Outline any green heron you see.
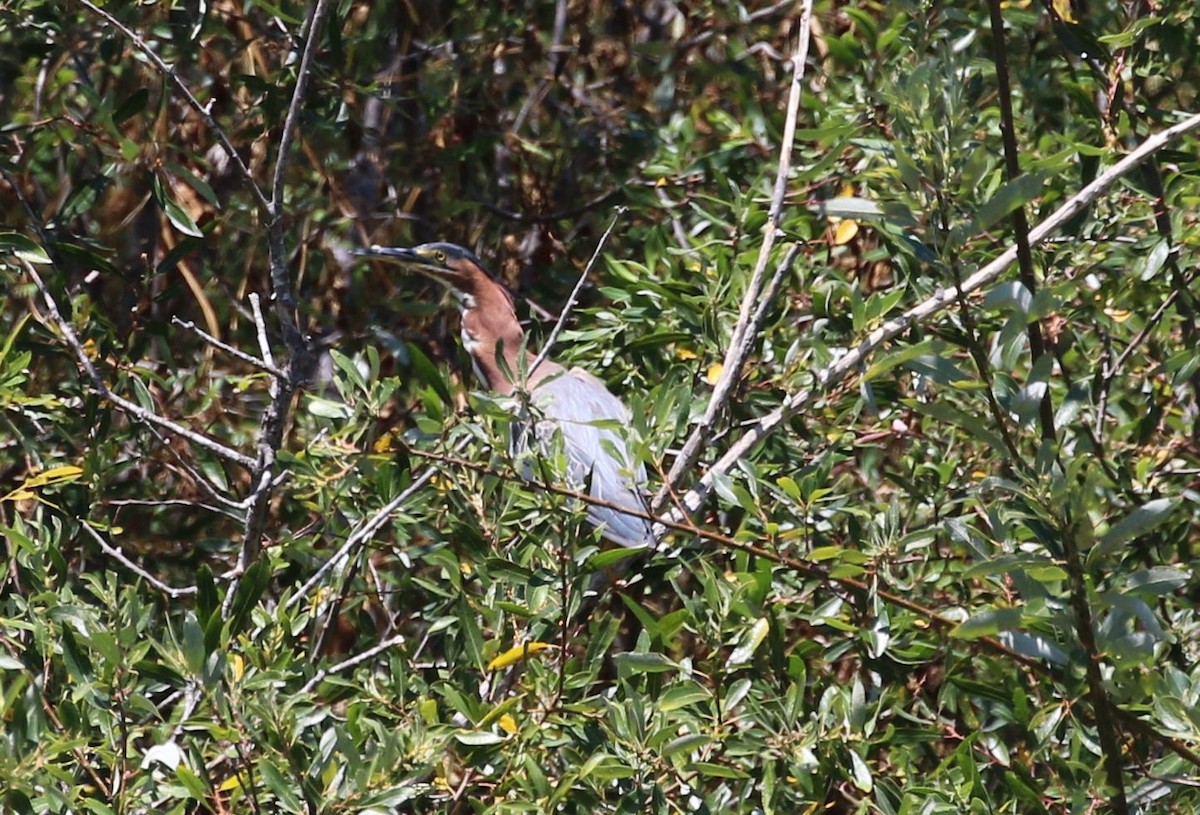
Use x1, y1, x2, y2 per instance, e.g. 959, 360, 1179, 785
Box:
356, 242, 653, 549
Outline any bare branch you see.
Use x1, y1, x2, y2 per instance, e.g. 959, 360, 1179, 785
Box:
23, 260, 257, 470
285, 461, 446, 611
529, 208, 625, 377
666, 4, 815, 489
171, 316, 283, 378
270, 0, 335, 222
669, 110, 1200, 519
237, 0, 333, 577
300, 635, 407, 695
249, 293, 276, 371
79, 521, 198, 599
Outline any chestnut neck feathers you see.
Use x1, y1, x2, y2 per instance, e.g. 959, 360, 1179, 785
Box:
455, 274, 562, 395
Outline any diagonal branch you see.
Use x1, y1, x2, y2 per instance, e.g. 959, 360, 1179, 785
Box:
529, 208, 625, 377
75, 0, 270, 214
23, 260, 256, 470
668, 110, 1200, 520
666, 2, 815, 489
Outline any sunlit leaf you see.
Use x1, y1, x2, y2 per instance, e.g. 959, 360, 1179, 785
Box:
486, 641, 554, 671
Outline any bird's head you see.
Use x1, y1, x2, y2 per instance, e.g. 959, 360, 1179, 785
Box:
355, 241, 494, 308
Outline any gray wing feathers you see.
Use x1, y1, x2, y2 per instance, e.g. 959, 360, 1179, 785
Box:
516, 368, 653, 548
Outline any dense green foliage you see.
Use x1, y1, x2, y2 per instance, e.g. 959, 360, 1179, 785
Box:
2, 0, 1200, 812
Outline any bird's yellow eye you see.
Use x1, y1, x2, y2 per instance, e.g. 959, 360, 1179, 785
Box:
433, 250, 446, 263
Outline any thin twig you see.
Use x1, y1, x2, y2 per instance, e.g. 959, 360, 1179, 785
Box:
270, 0, 334, 222
285, 437, 473, 611
529, 207, 625, 377
78, 521, 198, 598
248, 293, 276, 371
666, 5, 814, 489
669, 110, 1200, 519
74, 0, 270, 213
22, 260, 257, 469
748, 243, 802, 335
172, 316, 283, 377
477, 187, 624, 224
300, 635, 407, 694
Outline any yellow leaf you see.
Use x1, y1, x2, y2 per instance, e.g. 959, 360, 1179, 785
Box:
486, 641, 554, 671
655, 176, 668, 187
1104, 307, 1131, 323
498, 714, 519, 735
839, 182, 856, 197
676, 347, 699, 361
24, 465, 84, 488
1051, 0, 1075, 22
2, 488, 35, 502
218, 774, 243, 792
373, 432, 397, 454
82, 338, 98, 360
704, 363, 724, 386
230, 654, 244, 682
833, 219, 860, 246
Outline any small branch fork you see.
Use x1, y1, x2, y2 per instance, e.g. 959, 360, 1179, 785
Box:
665, 2, 815, 494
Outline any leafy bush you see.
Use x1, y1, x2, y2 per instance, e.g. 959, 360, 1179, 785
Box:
2, 0, 1199, 812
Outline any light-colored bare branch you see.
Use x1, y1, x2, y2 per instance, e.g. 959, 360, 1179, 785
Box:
285, 464, 442, 611
23, 260, 257, 469
300, 635, 407, 694
529, 208, 625, 377
668, 110, 1200, 520
79, 521, 198, 599
172, 316, 282, 377
248, 293, 276, 371
666, 4, 815, 488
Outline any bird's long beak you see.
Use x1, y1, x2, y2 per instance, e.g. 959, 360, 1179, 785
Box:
353, 245, 426, 264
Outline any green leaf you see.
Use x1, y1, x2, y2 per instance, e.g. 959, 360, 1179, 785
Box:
330, 349, 369, 395
0, 233, 52, 264
849, 750, 873, 792
407, 342, 453, 406
306, 395, 353, 419
112, 87, 149, 125
227, 559, 270, 635
1138, 239, 1171, 282
152, 175, 205, 238
454, 731, 506, 746
974, 174, 1043, 234
659, 682, 710, 712
687, 761, 750, 780
174, 763, 209, 801
612, 651, 678, 675
259, 758, 304, 813
951, 606, 1024, 639
1124, 566, 1190, 596
1093, 498, 1174, 559
726, 617, 769, 668
814, 196, 883, 219
662, 733, 711, 757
